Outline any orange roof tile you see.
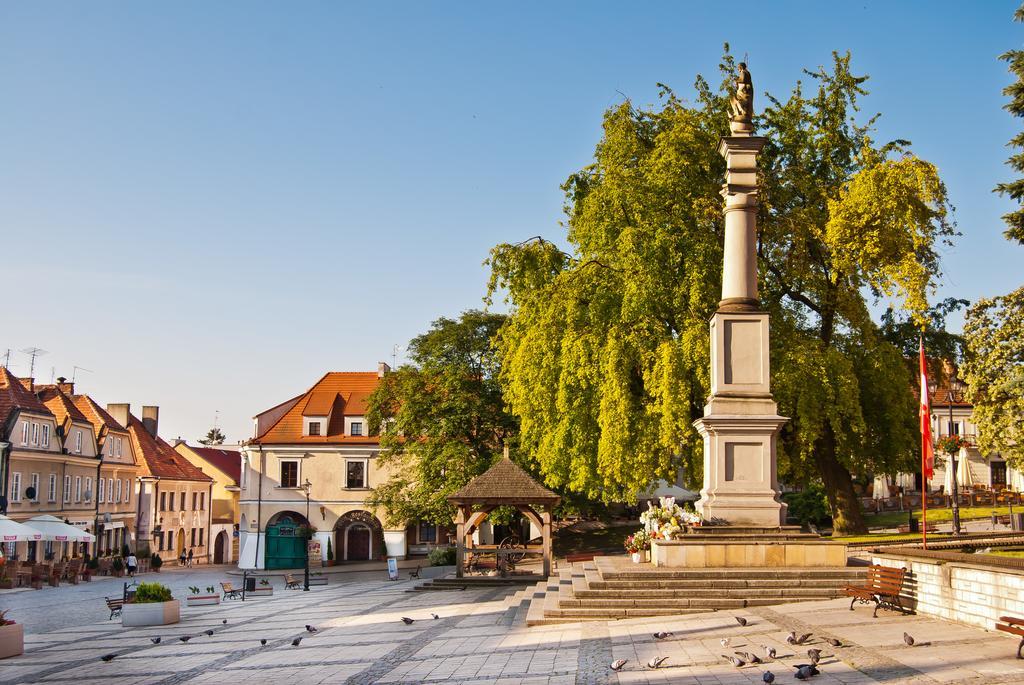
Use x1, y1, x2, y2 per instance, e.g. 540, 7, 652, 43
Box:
254, 371, 380, 445
302, 391, 337, 416
127, 414, 213, 482
0, 366, 52, 428
70, 394, 128, 440
35, 385, 91, 429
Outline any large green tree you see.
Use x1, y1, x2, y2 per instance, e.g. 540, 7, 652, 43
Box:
488, 51, 954, 534
961, 286, 1024, 465
997, 3, 1024, 245
365, 310, 516, 527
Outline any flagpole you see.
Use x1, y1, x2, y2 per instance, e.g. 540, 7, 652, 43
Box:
921, 476, 928, 549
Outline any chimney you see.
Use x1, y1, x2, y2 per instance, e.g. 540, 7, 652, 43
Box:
55, 376, 75, 395
142, 406, 159, 438
377, 361, 391, 378
106, 403, 131, 430
18, 377, 34, 392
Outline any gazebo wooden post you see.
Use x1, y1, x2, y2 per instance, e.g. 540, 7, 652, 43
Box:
541, 508, 552, 577
455, 505, 466, 579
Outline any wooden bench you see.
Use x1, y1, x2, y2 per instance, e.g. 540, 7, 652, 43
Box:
408, 565, 421, 580
105, 597, 124, 620
284, 574, 300, 589
843, 564, 912, 618
997, 616, 1024, 658
220, 582, 242, 600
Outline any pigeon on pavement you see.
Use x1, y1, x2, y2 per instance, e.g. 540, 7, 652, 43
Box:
222, 619, 228, 625
762, 645, 776, 659
432, 613, 439, 620
786, 632, 798, 645
736, 651, 762, 664
100, 654, 116, 662
723, 654, 745, 667
735, 616, 748, 626
763, 671, 775, 684
305, 625, 318, 633
205, 630, 214, 636
653, 631, 673, 640
179, 636, 191, 643
150, 637, 161, 644
807, 648, 822, 664
401, 617, 414, 625
610, 659, 628, 671
260, 639, 268, 646
292, 637, 303, 646
793, 664, 820, 679
647, 656, 668, 669
824, 637, 841, 647
720, 637, 731, 648
903, 632, 915, 647
796, 633, 813, 645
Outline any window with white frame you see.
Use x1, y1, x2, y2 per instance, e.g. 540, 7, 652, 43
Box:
63, 475, 71, 503
99, 478, 105, 503
74, 429, 82, 453
124, 479, 131, 504
84, 477, 92, 502
10, 472, 22, 502
41, 424, 49, 448
345, 460, 366, 489
74, 476, 82, 502
115, 479, 122, 503
47, 474, 57, 502
108, 478, 114, 502
350, 421, 364, 437
280, 460, 299, 488
29, 473, 39, 502
30, 423, 39, 445
308, 421, 321, 436
21, 421, 28, 445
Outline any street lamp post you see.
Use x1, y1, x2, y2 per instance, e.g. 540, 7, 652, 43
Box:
947, 373, 966, 536
302, 478, 312, 592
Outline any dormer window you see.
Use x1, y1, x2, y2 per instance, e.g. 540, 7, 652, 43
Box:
308, 422, 321, 436
350, 422, 363, 437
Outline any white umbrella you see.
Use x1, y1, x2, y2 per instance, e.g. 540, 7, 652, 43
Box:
957, 447, 974, 488
943, 455, 956, 496
872, 475, 890, 500
0, 514, 43, 543
24, 515, 95, 542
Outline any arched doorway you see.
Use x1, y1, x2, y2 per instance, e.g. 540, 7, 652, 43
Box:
176, 528, 186, 559
265, 511, 308, 570
334, 510, 384, 561
213, 531, 227, 564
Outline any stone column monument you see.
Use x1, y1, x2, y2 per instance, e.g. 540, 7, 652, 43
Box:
694, 62, 788, 527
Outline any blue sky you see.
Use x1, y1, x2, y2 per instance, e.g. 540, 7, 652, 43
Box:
2, 2, 1022, 443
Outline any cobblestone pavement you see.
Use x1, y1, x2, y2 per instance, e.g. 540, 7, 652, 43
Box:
3, 579, 1024, 684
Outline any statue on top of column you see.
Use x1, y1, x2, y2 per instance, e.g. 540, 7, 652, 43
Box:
729, 62, 754, 132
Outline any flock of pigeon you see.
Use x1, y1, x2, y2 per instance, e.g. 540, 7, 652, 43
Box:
608, 616, 925, 681
100, 612, 443, 662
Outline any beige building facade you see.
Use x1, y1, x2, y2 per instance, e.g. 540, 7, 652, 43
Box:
174, 442, 240, 564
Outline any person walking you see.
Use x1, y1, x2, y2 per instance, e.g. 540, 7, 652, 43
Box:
187, 548, 194, 567
179, 549, 187, 567
126, 552, 138, 577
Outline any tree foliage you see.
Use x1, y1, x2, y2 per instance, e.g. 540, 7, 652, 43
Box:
365, 310, 516, 527
199, 427, 225, 445
488, 49, 954, 534
996, 3, 1024, 245
961, 285, 1024, 465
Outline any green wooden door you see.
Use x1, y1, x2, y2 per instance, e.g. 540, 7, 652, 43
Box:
265, 516, 305, 570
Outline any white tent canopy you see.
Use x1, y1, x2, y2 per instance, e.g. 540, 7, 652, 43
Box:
23, 515, 95, 542
873, 475, 891, 500
957, 447, 974, 488
0, 514, 43, 543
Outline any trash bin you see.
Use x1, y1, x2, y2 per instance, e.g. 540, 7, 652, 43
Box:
908, 518, 919, 533
244, 576, 256, 592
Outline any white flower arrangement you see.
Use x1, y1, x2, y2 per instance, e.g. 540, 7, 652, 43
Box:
639, 496, 698, 540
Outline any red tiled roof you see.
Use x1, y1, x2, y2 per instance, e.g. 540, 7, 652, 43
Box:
254, 372, 380, 445
929, 387, 972, 408
35, 385, 91, 428
302, 391, 337, 416
70, 394, 128, 440
0, 366, 53, 430
183, 445, 241, 484
126, 414, 213, 482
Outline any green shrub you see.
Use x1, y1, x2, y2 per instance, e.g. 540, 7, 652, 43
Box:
134, 582, 173, 604
327, 537, 334, 562
87, 557, 99, 570
782, 484, 832, 527
427, 547, 456, 566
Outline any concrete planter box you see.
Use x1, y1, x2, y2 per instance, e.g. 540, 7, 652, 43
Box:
308, 576, 328, 586
122, 600, 180, 627
249, 587, 273, 597
0, 623, 24, 660
185, 595, 221, 607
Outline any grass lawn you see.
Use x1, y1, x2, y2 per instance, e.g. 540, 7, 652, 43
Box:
863, 505, 1016, 529
987, 549, 1024, 558
830, 532, 956, 544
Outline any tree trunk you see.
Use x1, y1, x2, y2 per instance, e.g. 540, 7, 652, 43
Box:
814, 424, 867, 535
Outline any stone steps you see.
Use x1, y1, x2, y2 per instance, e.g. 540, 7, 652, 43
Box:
524, 559, 867, 626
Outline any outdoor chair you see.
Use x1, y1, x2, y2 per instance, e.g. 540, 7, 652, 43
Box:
220, 582, 242, 600
105, 597, 124, 620
30, 564, 45, 590
284, 574, 301, 589
48, 563, 64, 587
408, 565, 421, 580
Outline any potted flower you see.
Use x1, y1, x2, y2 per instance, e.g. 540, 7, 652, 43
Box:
185, 585, 221, 607
937, 434, 969, 456
325, 538, 334, 567
624, 530, 651, 563
0, 610, 23, 659
249, 578, 273, 597
121, 582, 180, 627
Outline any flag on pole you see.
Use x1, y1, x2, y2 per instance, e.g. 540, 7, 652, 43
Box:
919, 338, 934, 479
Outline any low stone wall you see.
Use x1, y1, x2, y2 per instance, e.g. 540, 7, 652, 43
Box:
872, 550, 1024, 631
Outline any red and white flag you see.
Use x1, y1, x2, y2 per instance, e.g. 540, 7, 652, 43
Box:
919, 338, 934, 480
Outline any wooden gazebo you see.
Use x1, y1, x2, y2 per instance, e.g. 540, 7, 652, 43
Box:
448, 452, 561, 578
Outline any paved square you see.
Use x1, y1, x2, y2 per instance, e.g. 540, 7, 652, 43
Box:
4, 574, 1024, 684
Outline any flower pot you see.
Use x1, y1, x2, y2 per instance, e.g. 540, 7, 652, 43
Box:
631, 552, 642, 564
185, 595, 221, 607
122, 600, 180, 627
249, 587, 273, 597
0, 623, 24, 660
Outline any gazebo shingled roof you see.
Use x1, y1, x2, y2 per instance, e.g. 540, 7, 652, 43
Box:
448, 457, 561, 506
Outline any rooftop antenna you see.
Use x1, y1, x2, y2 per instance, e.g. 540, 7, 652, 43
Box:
20, 347, 47, 379
50, 366, 55, 383
72, 366, 93, 383
392, 344, 402, 369
214, 410, 220, 430
1, 349, 9, 369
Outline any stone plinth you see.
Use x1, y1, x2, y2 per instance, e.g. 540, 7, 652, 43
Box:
651, 527, 847, 568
